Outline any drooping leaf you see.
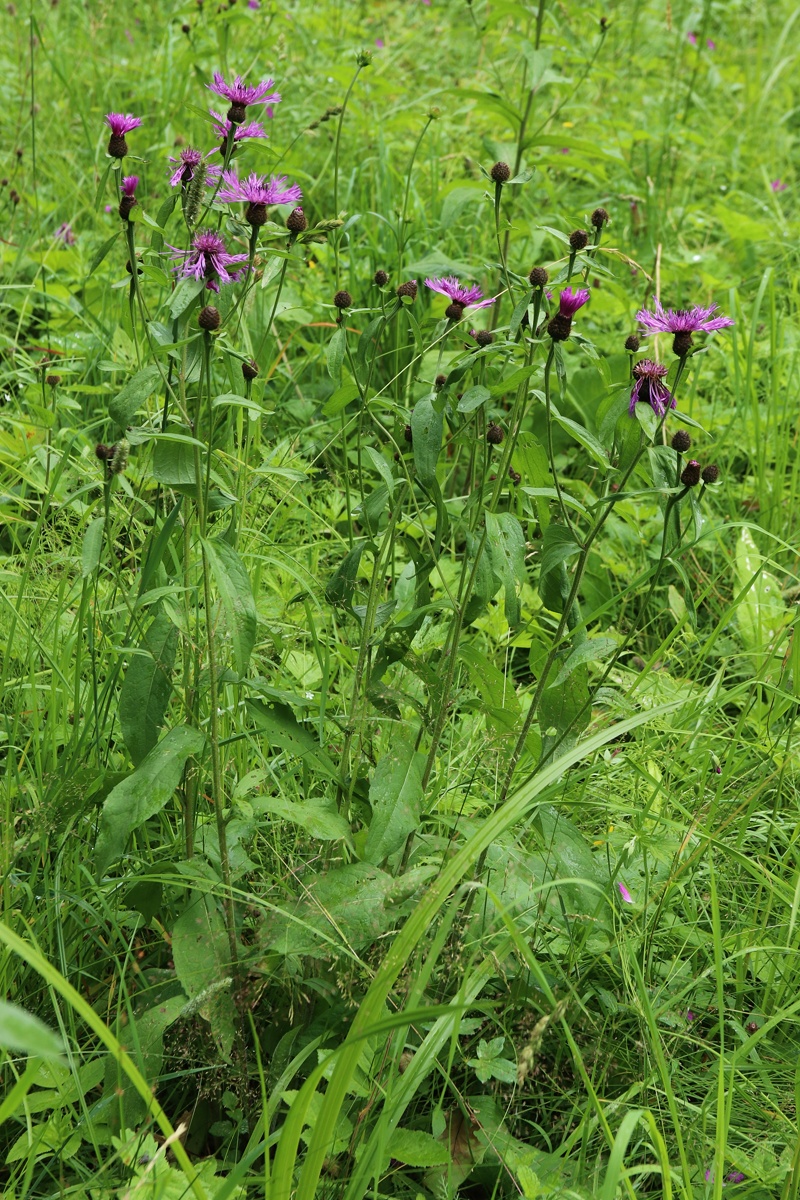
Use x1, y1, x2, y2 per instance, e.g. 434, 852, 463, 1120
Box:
325, 538, 370, 608
513, 432, 553, 530
387, 1129, 450, 1167
735, 527, 787, 672
246, 698, 337, 779
95, 725, 205, 877
326, 326, 346, 381
119, 608, 179, 766
152, 436, 200, 486
86, 231, 121, 279
457, 385, 491, 414
551, 636, 617, 686
173, 893, 236, 1059
81, 517, 105, 577
459, 642, 521, 734
485, 511, 527, 627
411, 397, 443, 488
260, 864, 398, 958
0, 1001, 65, 1061
363, 738, 424, 865
168, 275, 205, 318
201, 537, 258, 676
109, 365, 162, 427
252, 796, 349, 841
538, 523, 581, 614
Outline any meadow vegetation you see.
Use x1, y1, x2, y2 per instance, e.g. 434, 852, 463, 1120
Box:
1, 1, 800, 1197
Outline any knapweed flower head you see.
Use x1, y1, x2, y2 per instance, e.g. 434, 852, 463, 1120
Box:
105, 112, 141, 158
637, 298, 734, 356
424, 276, 495, 315
687, 30, 698, 45
168, 147, 220, 188
617, 882, 633, 903
118, 176, 139, 219
629, 359, 675, 417
210, 110, 268, 148
219, 170, 301, 207
170, 229, 249, 292
54, 222, 75, 245
547, 286, 590, 341
207, 72, 281, 123
771, 179, 787, 193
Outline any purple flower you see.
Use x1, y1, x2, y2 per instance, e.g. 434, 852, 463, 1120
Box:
557, 286, 590, 317
771, 179, 787, 193
207, 72, 281, 123
170, 229, 249, 292
121, 175, 139, 198
558, 147, 570, 154
726, 1172, 745, 1184
105, 112, 141, 137
686, 1009, 696, 1021
248, 0, 260, 7
210, 110, 268, 148
687, 31, 698, 45
104, 204, 113, 213
105, 112, 141, 158
707, 38, 716, 50
637, 299, 734, 356
617, 882, 633, 903
54, 222, 75, 245
424, 276, 495, 313
629, 359, 675, 417
218, 170, 302, 206
168, 147, 220, 188
375, 37, 385, 47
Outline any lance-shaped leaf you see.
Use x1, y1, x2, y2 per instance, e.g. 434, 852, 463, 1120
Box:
364, 738, 424, 865
201, 537, 258, 676
411, 397, 443, 489
485, 511, 527, 627
109, 365, 161, 426
119, 607, 179, 766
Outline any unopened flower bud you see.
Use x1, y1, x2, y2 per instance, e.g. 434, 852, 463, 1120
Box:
286, 206, 307, 233
701, 463, 719, 484
445, 302, 464, 321
569, 229, 589, 252
95, 443, 114, 462
680, 459, 701, 487
547, 313, 572, 341
182, 22, 191, 32
529, 266, 548, 288
473, 330, 494, 347
427, 106, 441, 120
509, 467, 521, 485
490, 160, 511, 184
373, 269, 389, 286
396, 279, 418, 300
356, 49, 373, 67
333, 289, 352, 309
403, 424, 413, 444
245, 201, 268, 226
591, 206, 610, 228
435, 374, 447, 388
198, 304, 221, 331
242, 359, 259, 381
671, 429, 691, 452
486, 422, 504, 445
46, 374, 61, 387
624, 334, 640, 352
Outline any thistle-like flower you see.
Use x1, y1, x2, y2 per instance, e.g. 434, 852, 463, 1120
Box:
105, 112, 141, 158
218, 170, 302, 226
424, 276, 495, 319
547, 286, 590, 341
628, 359, 675, 417
207, 72, 281, 124
170, 229, 249, 292
636, 298, 734, 356
119, 175, 139, 220
168, 147, 220, 188
54, 222, 75, 245
210, 110, 268, 150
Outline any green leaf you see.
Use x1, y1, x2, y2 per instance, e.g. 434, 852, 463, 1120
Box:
322, 381, 360, 416
551, 636, 617, 686
459, 642, 521, 734
485, 511, 527, 627
363, 738, 424, 865
326, 326, 346, 381
513, 432, 553, 530
109, 365, 162, 427
462, 530, 499, 626
411, 397, 443, 488
251, 797, 350, 841
168, 275, 206, 319
81, 517, 105, 577
538, 523, 581, 614
173, 894, 236, 1060
0, 1001, 65, 1061
363, 446, 395, 496
86, 232, 121, 280
246, 699, 338, 779
457, 385, 491, 414
550, 413, 609, 467
387, 1129, 450, 1167
95, 725, 205, 877
201, 537, 258, 676
94, 159, 114, 210
119, 608, 179, 766
325, 538, 370, 608
735, 527, 787, 669
508, 293, 532, 339
260, 864, 397, 957
152, 436, 199, 486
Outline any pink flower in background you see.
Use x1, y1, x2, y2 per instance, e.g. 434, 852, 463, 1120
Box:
375, 37, 384, 47
55, 222, 75, 245
687, 31, 698, 45
707, 38, 716, 50
686, 1009, 696, 1021
248, 0, 260, 7
617, 882, 633, 903
558, 147, 569, 154
771, 179, 787, 192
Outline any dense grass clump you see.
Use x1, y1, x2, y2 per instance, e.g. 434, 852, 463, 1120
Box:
1, 2, 800, 1198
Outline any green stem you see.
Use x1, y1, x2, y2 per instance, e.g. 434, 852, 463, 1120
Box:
398, 116, 434, 273
333, 63, 365, 286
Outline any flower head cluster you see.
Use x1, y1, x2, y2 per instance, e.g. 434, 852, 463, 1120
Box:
168, 147, 220, 188
424, 276, 495, 320
105, 112, 141, 158
170, 230, 249, 292
547, 286, 590, 341
629, 359, 675, 417
637, 299, 734, 356
208, 72, 281, 124
218, 170, 302, 227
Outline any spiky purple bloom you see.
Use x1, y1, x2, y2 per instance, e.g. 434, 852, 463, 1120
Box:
104, 112, 142, 137
55, 222, 75, 245
218, 170, 302, 206
248, 0, 260, 7
210, 110, 268, 148
170, 229, 249, 292
207, 72, 281, 124
121, 176, 139, 198
617, 882, 633, 903
629, 359, 675, 417
725, 1173, 745, 1184
771, 179, 787, 193
168, 147, 220, 188
424, 276, 495, 312
558, 286, 590, 317
637, 299, 734, 335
